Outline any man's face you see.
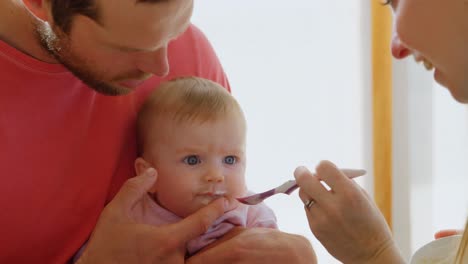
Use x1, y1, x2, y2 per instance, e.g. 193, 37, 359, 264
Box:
36, 0, 193, 95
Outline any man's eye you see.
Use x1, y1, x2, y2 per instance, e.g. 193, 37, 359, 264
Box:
184, 155, 200, 165
224, 156, 237, 165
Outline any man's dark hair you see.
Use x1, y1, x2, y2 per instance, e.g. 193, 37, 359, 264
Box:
49, 0, 167, 34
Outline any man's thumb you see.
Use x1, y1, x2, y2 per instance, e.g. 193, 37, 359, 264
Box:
112, 168, 157, 209
170, 198, 236, 243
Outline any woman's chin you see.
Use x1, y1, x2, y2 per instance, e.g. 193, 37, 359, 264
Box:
434, 68, 447, 88
433, 69, 468, 103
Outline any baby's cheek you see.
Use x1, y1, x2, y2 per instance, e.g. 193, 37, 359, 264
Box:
228, 180, 248, 197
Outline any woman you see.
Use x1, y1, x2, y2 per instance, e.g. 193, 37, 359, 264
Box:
294, 0, 468, 263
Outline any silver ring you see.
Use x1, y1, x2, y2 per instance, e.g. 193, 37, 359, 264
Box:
304, 199, 315, 209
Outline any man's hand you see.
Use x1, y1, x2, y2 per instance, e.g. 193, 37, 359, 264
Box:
187, 227, 317, 264
75, 168, 233, 264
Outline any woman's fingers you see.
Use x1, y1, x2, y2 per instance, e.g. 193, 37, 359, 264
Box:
294, 166, 330, 203
315, 160, 365, 193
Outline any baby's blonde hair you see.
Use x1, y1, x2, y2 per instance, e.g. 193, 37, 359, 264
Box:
136, 76, 245, 155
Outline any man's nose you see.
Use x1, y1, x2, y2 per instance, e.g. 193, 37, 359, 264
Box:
136, 46, 170, 77
391, 33, 411, 59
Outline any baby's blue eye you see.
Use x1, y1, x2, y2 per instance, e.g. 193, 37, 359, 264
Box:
224, 156, 237, 165
184, 155, 200, 165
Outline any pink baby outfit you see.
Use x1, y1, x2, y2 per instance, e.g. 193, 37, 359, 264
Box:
141, 197, 278, 256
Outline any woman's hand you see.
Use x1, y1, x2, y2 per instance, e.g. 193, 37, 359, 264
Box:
294, 160, 405, 264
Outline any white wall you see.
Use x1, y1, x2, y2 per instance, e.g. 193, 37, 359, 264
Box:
393, 55, 468, 259
193, 1, 368, 263
392, 58, 435, 259
432, 84, 468, 235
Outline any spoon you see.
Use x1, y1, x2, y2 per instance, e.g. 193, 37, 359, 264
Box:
236, 169, 366, 205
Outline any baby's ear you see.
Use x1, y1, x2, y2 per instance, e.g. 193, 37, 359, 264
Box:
135, 157, 151, 176
135, 157, 158, 193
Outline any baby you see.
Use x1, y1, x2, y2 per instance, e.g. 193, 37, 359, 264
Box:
72, 77, 276, 262
134, 76, 277, 256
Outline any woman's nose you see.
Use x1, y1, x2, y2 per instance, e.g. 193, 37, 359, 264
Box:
136, 46, 170, 77
391, 33, 412, 59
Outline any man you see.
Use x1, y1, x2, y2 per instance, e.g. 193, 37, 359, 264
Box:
0, 0, 316, 263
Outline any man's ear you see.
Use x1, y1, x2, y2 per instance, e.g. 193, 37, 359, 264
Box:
22, 0, 52, 22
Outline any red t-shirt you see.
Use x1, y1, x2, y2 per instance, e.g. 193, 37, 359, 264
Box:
0, 24, 230, 263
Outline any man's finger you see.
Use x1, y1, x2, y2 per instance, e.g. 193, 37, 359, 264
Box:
112, 168, 157, 210
171, 198, 232, 243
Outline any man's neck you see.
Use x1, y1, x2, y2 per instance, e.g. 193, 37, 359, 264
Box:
0, 0, 58, 63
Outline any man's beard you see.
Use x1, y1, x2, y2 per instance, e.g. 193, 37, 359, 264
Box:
35, 22, 131, 96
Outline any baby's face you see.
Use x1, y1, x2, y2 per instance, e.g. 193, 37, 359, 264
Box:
143, 114, 247, 217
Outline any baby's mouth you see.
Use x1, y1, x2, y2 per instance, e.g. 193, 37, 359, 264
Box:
197, 191, 227, 205
200, 191, 226, 198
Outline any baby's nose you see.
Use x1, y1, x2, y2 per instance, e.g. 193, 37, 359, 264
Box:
204, 168, 224, 183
